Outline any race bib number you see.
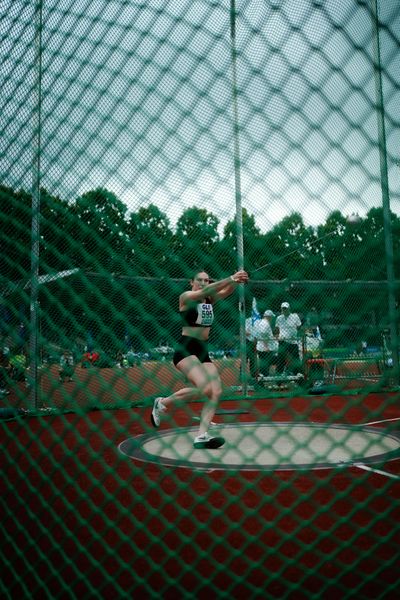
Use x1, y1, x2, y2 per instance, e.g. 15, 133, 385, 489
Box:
198, 303, 214, 326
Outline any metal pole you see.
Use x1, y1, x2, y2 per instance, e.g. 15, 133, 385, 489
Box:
371, 0, 399, 382
230, 0, 248, 395
29, 0, 44, 409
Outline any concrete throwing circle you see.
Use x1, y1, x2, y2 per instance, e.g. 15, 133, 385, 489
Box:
118, 422, 400, 471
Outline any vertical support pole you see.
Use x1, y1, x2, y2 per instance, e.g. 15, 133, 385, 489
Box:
371, 0, 399, 383
230, 0, 248, 396
29, 0, 44, 410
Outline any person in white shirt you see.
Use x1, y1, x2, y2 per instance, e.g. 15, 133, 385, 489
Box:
254, 310, 278, 377
274, 302, 302, 375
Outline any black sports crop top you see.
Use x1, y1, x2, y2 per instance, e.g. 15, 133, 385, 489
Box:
180, 301, 214, 327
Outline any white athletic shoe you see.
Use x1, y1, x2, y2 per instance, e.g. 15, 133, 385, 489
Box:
193, 433, 225, 449
151, 397, 166, 428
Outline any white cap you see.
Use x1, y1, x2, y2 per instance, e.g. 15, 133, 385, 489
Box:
281, 302, 290, 309
263, 310, 275, 317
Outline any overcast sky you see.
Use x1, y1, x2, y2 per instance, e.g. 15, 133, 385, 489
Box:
1, 0, 399, 233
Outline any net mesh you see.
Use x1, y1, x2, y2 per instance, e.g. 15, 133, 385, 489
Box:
1, 0, 400, 597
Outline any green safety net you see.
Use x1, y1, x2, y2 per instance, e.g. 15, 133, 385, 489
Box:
1, 1, 400, 598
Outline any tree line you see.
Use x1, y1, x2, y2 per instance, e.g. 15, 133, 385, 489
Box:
1, 184, 399, 354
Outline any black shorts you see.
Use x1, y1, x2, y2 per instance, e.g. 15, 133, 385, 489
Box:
173, 336, 212, 366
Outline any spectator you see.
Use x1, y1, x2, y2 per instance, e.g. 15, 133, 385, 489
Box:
59, 350, 75, 382
9, 349, 27, 382
254, 310, 278, 377
304, 306, 323, 357
81, 350, 100, 368
126, 349, 140, 367
116, 350, 130, 368
304, 327, 323, 358
275, 302, 302, 376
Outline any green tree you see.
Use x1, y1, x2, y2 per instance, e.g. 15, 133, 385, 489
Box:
67, 189, 130, 349
39, 188, 77, 273
0, 185, 32, 284
127, 204, 173, 276
264, 212, 320, 280
173, 207, 220, 277
222, 208, 263, 275
361, 207, 400, 280
316, 210, 348, 280
73, 188, 129, 273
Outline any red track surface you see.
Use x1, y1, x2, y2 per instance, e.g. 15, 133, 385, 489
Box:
5, 356, 385, 411
2, 361, 400, 599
